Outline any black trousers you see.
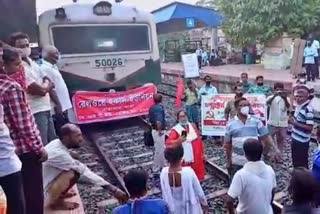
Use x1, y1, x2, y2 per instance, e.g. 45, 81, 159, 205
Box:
0, 171, 26, 214
315, 56, 319, 78
19, 153, 44, 214
197, 56, 202, 69
306, 64, 316, 81
291, 139, 309, 169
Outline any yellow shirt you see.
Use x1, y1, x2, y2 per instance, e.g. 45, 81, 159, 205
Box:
185, 88, 199, 105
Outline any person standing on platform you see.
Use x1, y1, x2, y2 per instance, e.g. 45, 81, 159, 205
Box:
160, 145, 208, 214
226, 139, 276, 214
310, 34, 320, 79
196, 46, 203, 70
266, 82, 290, 157
225, 83, 244, 121
289, 86, 314, 169
166, 110, 205, 181
240, 73, 252, 93
43, 124, 128, 210
224, 98, 277, 177
0, 104, 26, 214
149, 94, 166, 130
304, 40, 317, 82
1, 48, 47, 214
113, 169, 169, 214
41, 46, 73, 136
184, 80, 199, 128
247, 75, 271, 96
8, 32, 57, 145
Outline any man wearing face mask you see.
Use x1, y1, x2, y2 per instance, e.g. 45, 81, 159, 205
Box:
8, 32, 57, 145
198, 75, 218, 99
304, 40, 317, 82
247, 75, 271, 96
41, 46, 73, 136
225, 83, 244, 121
266, 83, 290, 158
225, 98, 276, 177
289, 86, 314, 169
198, 75, 218, 141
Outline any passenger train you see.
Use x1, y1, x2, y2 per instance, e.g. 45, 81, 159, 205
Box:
38, 1, 161, 93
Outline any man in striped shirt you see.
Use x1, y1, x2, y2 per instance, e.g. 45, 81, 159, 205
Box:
224, 98, 276, 177
289, 86, 314, 169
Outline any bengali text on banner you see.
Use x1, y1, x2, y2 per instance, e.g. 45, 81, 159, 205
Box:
201, 94, 267, 136
73, 84, 157, 124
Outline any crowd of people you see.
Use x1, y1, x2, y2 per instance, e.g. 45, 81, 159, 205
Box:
1, 31, 320, 214
0, 32, 128, 214
146, 71, 320, 213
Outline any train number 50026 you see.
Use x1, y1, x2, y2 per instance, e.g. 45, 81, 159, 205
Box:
95, 58, 124, 67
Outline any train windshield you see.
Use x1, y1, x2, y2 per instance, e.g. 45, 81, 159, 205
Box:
51, 24, 150, 55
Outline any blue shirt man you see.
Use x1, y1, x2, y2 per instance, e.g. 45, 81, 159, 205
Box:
304, 45, 316, 64
149, 94, 165, 129
198, 75, 218, 100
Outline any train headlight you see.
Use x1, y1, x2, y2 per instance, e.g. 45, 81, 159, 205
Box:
55, 8, 67, 19
93, 1, 112, 16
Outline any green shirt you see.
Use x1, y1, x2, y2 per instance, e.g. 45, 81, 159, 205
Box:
242, 82, 253, 93
247, 85, 271, 96
185, 88, 199, 105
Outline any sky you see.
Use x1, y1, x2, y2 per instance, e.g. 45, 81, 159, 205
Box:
36, 0, 198, 14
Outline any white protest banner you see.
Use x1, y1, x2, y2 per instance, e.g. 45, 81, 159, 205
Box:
201, 94, 267, 136
201, 94, 234, 136
182, 53, 200, 78
244, 94, 267, 122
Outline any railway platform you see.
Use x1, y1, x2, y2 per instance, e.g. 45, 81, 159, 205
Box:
44, 185, 85, 214
161, 63, 320, 92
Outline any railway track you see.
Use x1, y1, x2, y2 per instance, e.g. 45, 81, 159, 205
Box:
77, 81, 287, 213
81, 115, 246, 213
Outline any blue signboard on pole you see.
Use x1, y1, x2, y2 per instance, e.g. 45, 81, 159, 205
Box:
186, 18, 195, 28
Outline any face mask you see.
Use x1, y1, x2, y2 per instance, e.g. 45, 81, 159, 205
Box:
257, 83, 264, 86
21, 47, 31, 58
240, 106, 250, 115
299, 79, 306, 84
180, 121, 188, 126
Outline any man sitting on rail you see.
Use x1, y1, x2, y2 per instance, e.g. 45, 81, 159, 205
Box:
43, 123, 128, 210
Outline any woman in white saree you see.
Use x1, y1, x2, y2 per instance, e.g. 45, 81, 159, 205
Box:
160, 145, 208, 214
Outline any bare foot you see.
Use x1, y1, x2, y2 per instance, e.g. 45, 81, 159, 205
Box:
50, 201, 79, 210
60, 191, 77, 199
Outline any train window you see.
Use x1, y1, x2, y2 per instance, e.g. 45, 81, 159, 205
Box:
51, 25, 150, 55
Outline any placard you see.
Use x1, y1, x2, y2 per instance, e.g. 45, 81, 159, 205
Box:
201, 94, 267, 136
182, 53, 200, 78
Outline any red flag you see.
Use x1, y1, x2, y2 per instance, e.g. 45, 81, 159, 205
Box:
175, 78, 184, 108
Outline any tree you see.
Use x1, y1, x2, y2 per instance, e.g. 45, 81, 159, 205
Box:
197, 0, 320, 46
196, 0, 217, 9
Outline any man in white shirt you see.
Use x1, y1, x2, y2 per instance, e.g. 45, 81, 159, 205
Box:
43, 123, 128, 210
310, 34, 320, 79
9, 32, 57, 145
195, 46, 203, 69
267, 82, 290, 157
41, 46, 73, 135
226, 138, 276, 214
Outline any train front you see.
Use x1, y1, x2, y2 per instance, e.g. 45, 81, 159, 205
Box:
38, 1, 161, 94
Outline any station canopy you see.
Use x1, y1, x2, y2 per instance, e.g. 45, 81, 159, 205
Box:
152, 2, 223, 28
